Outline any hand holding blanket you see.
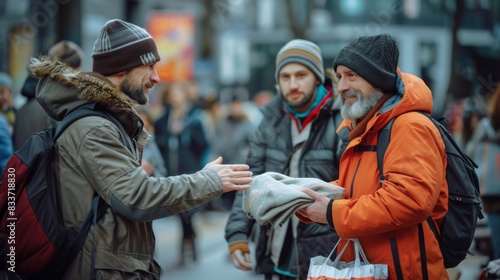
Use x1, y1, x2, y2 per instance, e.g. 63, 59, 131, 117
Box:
242, 172, 344, 228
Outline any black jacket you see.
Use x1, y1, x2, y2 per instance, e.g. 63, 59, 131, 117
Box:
225, 86, 344, 279
154, 106, 208, 175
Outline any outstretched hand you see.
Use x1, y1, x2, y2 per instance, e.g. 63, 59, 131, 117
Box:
296, 188, 331, 225
204, 156, 252, 193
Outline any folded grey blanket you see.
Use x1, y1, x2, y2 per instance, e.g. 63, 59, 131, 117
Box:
242, 172, 344, 228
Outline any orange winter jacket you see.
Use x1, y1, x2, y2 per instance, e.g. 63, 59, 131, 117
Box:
331, 70, 449, 279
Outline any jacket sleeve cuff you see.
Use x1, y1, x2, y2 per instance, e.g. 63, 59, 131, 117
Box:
228, 242, 250, 255
326, 199, 334, 228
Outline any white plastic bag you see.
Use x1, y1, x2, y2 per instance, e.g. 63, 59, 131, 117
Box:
307, 238, 388, 280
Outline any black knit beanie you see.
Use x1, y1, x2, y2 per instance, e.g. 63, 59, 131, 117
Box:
92, 19, 160, 76
333, 34, 399, 93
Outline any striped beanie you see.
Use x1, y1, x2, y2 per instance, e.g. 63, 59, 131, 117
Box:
92, 19, 160, 76
333, 34, 399, 93
275, 39, 324, 84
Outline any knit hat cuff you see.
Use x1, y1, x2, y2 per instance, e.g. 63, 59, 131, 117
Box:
275, 57, 325, 84
228, 242, 250, 255
334, 48, 397, 93
92, 37, 160, 76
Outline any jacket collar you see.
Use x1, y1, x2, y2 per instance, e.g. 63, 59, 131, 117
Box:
30, 56, 142, 137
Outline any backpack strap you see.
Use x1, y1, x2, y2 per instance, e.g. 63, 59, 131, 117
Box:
333, 110, 348, 164
54, 102, 133, 153
53, 103, 134, 278
376, 118, 395, 186
376, 112, 430, 280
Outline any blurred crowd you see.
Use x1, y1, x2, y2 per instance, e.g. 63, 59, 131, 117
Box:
443, 87, 500, 279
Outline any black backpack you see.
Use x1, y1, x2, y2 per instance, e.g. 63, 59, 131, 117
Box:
0, 102, 131, 279
377, 112, 484, 269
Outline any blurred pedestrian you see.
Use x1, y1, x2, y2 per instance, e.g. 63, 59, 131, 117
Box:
199, 92, 222, 165
465, 85, 500, 261
29, 19, 252, 279
13, 40, 84, 150
154, 81, 209, 266
212, 92, 256, 210
186, 79, 203, 110
0, 72, 15, 133
225, 39, 344, 279
0, 114, 13, 175
457, 96, 486, 150
136, 105, 168, 177
481, 259, 500, 280
244, 89, 276, 127
48, 40, 84, 70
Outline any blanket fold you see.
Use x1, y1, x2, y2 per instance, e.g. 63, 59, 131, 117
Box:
242, 172, 344, 228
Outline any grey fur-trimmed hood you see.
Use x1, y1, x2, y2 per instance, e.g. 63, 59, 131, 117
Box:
29, 56, 143, 137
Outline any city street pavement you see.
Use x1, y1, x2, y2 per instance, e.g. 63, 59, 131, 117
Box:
152, 211, 492, 280
153, 211, 261, 280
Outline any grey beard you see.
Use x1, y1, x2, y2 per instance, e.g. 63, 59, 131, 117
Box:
341, 90, 384, 121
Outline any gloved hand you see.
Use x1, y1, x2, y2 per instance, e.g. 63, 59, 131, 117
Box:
228, 242, 252, 271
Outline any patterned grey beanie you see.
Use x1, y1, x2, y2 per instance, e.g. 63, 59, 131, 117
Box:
275, 39, 324, 84
92, 19, 160, 76
333, 33, 399, 93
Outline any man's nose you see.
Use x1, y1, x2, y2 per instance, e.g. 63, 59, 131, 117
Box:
289, 76, 298, 90
151, 67, 160, 84
337, 77, 349, 94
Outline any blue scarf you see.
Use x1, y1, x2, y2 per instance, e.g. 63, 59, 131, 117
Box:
285, 84, 328, 122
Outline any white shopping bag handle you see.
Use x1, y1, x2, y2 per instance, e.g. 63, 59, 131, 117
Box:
328, 238, 371, 267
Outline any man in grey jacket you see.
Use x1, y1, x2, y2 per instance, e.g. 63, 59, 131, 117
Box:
225, 39, 344, 280
29, 19, 252, 279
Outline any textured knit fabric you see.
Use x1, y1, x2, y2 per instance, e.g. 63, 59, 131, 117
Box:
275, 39, 324, 84
243, 172, 344, 228
92, 19, 160, 76
333, 33, 399, 93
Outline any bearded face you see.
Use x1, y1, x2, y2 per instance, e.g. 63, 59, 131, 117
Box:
341, 89, 384, 121
278, 63, 319, 113
120, 71, 148, 105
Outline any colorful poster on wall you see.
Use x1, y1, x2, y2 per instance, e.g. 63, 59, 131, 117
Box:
147, 13, 195, 83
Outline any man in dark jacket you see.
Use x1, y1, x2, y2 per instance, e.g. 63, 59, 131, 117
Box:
225, 39, 344, 280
